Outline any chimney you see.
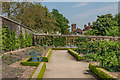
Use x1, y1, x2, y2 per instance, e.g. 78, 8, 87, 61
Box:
84, 24, 87, 28
71, 24, 76, 34
88, 23, 90, 27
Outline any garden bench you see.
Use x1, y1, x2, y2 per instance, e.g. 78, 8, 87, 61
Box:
30, 50, 42, 62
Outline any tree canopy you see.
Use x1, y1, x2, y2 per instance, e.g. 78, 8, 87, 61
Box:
85, 14, 119, 37
2, 2, 70, 34
51, 9, 70, 34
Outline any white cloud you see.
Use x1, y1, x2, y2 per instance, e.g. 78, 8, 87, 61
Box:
73, 2, 89, 7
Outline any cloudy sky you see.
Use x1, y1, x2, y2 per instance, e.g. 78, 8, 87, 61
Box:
41, 2, 118, 30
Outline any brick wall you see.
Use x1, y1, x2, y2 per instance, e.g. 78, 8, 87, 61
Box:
0, 15, 33, 38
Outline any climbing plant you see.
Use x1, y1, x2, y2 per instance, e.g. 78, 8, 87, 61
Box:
9, 30, 16, 51
2, 25, 11, 51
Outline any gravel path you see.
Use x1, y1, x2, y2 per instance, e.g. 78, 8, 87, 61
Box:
43, 50, 96, 79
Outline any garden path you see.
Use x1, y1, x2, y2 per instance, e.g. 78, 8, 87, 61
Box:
43, 50, 96, 79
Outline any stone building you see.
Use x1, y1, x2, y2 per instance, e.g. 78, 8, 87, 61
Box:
82, 22, 95, 34
71, 24, 82, 35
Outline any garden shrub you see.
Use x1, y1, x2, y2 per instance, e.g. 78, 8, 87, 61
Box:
89, 63, 117, 80
20, 57, 40, 66
68, 49, 83, 61
28, 62, 46, 80
2, 25, 11, 51
42, 49, 52, 62
19, 29, 26, 48
77, 40, 119, 72
9, 30, 16, 51
36, 62, 46, 80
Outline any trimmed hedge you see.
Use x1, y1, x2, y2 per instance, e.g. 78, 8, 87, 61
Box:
89, 63, 118, 80
42, 48, 52, 62
68, 49, 83, 61
20, 57, 39, 66
28, 62, 46, 80
28, 62, 42, 80
36, 62, 46, 80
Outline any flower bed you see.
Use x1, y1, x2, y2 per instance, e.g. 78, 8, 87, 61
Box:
2, 46, 50, 79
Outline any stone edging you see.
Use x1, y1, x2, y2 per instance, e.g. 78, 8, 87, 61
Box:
3, 46, 33, 55
31, 62, 44, 79
45, 49, 52, 57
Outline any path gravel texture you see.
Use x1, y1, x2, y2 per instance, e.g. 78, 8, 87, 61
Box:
43, 50, 96, 79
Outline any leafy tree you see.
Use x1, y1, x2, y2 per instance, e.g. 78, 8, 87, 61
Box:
85, 14, 119, 36
19, 29, 25, 48
2, 25, 10, 51
51, 9, 70, 34
9, 30, 16, 51
2, 2, 61, 34
25, 29, 29, 47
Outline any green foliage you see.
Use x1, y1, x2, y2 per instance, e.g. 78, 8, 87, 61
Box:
54, 36, 66, 47
68, 49, 83, 61
42, 49, 52, 62
2, 2, 61, 34
9, 30, 16, 51
2, 25, 11, 51
20, 58, 40, 66
25, 29, 32, 47
44, 44, 48, 50
89, 63, 117, 80
51, 9, 70, 34
2, 25, 32, 52
85, 14, 119, 36
19, 29, 25, 48
15, 38, 20, 49
36, 63, 46, 80
77, 40, 119, 72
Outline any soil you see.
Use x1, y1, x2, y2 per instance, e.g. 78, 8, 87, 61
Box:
2, 46, 51, 79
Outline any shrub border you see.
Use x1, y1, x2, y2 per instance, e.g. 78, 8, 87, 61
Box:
42, 48, 52, 62
68, 49, 83, 61
20, 49, 52, 80
29, 62, 46, 80
20, 48, 118, 80
89, 63, 118, 80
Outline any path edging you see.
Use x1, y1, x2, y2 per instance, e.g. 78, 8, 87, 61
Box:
89, 63, 118, 80
68, 49, 83, 61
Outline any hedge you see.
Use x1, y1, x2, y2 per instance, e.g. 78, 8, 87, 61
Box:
29, 62, 46, 80
89, 63, 118, 80
42, 48, 52, 62
68, 49, 83, 61
36, 62, 46, 80
20, 58, 46, 80
28, 63, 42, 80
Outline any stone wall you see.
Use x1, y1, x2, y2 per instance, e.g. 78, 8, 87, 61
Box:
0, 15, 33, 38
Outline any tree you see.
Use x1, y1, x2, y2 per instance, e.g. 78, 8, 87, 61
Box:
51, 9, 70, 34
2, 2, 61, 34
9, 31, 16, 51
19, 29, 25, 48
85, 14, 119, 36
2, 25, 11, 51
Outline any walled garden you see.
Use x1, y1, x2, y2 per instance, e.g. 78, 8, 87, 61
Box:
2, 25, 120, 79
